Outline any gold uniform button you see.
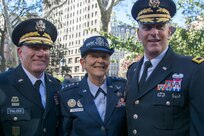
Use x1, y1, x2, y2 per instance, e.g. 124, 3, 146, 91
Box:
133, 129, 137, 135
133, 114, 138, 119
166, 101, 171, 106
13, 117, 18, 121
134, 100, 139, 105
43, 128, 46, 133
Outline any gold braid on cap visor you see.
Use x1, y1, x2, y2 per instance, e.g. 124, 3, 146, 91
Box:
19, 31, 53, 45
137, 7, 171, 23
137, 14, 171, 23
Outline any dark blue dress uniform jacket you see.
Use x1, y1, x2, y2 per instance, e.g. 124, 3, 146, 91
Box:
60, 75, 127, 136
0, 65, 62, 136
126, 47, 204, 136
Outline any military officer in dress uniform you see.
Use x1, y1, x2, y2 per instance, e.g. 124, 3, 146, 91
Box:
126, 0, 204, 136
0, 18, 62, 136
60, 36, 127, 136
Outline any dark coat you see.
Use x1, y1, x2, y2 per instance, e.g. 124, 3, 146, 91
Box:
60, 75, 127, 136
0, 65, 62, 136
126, 47, 204, 136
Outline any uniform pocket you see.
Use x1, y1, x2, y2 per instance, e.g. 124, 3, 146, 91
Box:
152, 91, 185, 129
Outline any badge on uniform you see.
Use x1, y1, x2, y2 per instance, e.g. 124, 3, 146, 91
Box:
116, 98, 125, 107
67, 99, 84, 112
12, 126, 20, 136
115, 85, 121, 90
157, 73, 183, 92
11, 96, 20, 106
67, 99, 76, 107
7, 108, 24, 114
54, 91, 60, 106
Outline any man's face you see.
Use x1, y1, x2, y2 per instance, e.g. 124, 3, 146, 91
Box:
17, 45, 50, 78
80, 51, 110, 80
137, 23, 171, 59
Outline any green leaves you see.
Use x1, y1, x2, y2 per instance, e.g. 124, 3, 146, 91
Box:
170, 27, 204, 56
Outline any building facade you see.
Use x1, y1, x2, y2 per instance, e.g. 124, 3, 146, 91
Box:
109, 25, 136, 77
44, 0, 137, 79
44, 0, 103, 79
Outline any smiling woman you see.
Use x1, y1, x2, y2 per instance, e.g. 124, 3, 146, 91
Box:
59, 35, 127, 136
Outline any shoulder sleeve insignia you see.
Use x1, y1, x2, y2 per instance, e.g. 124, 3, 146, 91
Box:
192, 57, 204, 64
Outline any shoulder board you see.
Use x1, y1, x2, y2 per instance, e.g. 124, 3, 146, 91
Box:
192, 57, 204, 64
110, 76, 127, 82
62, 82, 80, 91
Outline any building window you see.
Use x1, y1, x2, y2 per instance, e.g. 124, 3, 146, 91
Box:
75, 57, 80, 63
68, 58, 73, 63
75, 66, 79, 72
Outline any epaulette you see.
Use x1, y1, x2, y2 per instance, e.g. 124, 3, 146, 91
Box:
192, 57, 204, 64
110, 76, 127, 82
61, 82, 80, 91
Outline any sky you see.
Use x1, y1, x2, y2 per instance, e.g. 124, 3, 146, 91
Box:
113, 0, 185, 27
23, 0, 185, 27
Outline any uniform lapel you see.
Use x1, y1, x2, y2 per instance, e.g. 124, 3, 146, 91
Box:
136, 48, 175, 99
79, 77, 103, 125
9, 65, 44, 109
44, 75, 55, 114
104, 77, 119, 124
127, 59, 143, 100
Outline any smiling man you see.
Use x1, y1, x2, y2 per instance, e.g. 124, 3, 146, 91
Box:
60, 36, 127, 136
0, 18, 62, 136
126, 0, 204, 136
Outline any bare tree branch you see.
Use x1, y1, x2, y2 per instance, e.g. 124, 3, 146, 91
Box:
43, 0, 68, 18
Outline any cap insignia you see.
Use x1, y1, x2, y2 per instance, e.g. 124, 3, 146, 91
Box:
149, 0, 160, 8
35, 20, 46, 32
96, 37, 108, 47
85, 37, 109, 47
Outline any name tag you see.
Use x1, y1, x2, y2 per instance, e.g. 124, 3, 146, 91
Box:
7, 108, 24, 114
70, 108, 83, 112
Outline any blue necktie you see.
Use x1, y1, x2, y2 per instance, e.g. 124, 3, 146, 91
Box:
95, 87, 107, 121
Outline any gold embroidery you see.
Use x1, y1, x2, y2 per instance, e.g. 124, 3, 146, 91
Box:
156, 18, 170, 22
19, 32, 40, 41
137, 14, 171, 20
138, 8, 153, 17
192, 57, 204, 64
157, 8, 170, 14
19, 31, 52, 45
140, 18, 154, 23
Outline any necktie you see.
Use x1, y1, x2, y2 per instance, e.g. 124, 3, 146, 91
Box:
94, 87, 107, 121
139, 61, 152, 89
95, 87, 107, 98
34, 80, 42, 92
34, 80, 43, 105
